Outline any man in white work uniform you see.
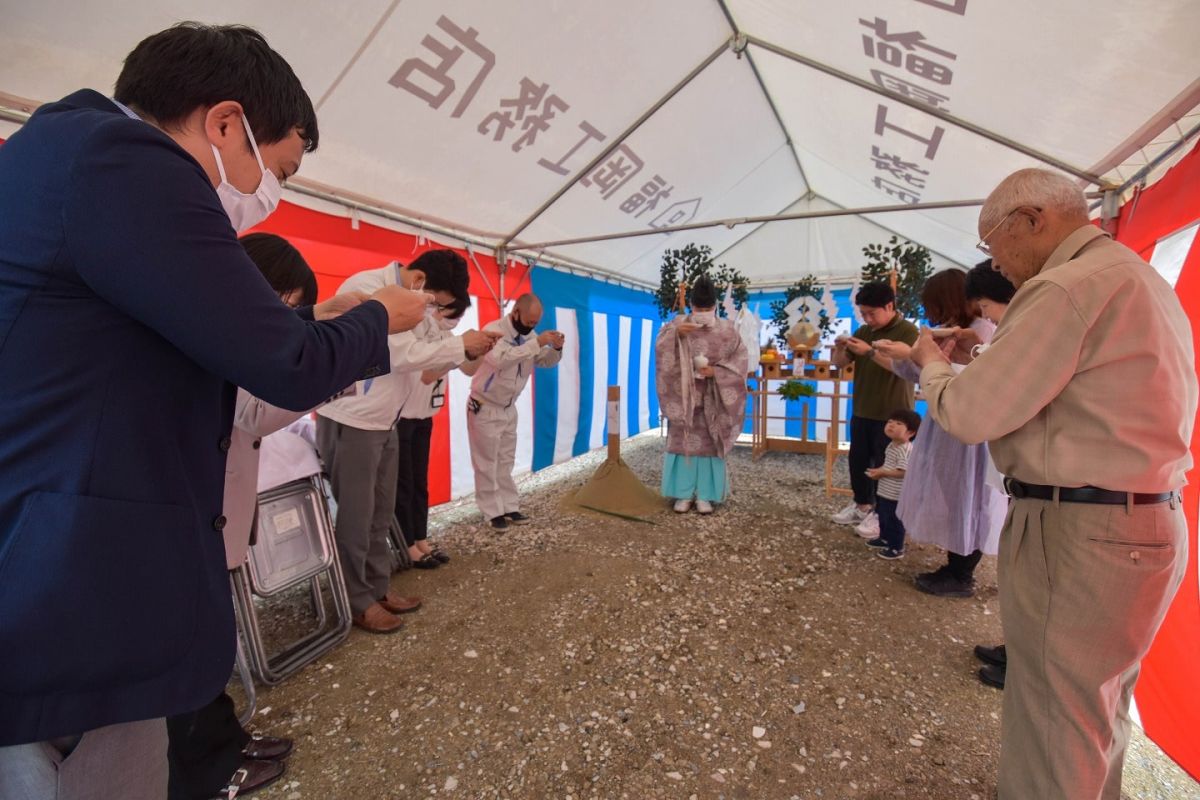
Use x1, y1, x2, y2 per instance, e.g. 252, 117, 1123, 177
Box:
465, 293, 564, 531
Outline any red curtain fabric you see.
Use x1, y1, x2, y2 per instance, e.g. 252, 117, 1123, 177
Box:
1112, 140, 1200, 782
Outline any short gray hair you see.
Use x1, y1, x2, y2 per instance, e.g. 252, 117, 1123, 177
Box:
980, 168, 1088, 230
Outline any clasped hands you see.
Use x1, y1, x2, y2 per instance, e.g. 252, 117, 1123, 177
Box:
874, 327, 983, 368
315, 289, 503, 358
314, 286, 434, 334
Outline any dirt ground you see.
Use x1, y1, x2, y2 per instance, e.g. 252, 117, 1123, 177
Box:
243, 434, 1199, 800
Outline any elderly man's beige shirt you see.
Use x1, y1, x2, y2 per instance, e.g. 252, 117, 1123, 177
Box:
920, 225, 1196, 493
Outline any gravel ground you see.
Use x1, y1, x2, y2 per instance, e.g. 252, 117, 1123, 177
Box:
240, 433, 1199, 800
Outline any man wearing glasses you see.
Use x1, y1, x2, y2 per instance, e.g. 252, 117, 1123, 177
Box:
316, 250, 499, 633
910, 168, 1195, 798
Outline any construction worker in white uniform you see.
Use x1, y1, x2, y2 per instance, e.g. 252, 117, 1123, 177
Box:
465, 293, 563, 531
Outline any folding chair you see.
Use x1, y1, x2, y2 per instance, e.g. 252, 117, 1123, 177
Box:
387, 515, 414, 573
232, 635, 257, 727
231, 431, 353, 686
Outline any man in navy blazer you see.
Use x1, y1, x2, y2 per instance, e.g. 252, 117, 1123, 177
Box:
0, 23, 429, 795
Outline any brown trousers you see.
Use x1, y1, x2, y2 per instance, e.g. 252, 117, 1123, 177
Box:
997, 495, 1187, 800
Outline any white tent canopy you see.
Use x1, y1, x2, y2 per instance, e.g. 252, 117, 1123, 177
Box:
2, 0, 1198, 286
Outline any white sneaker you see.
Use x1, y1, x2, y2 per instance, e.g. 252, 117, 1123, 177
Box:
695, 500, 714, 515
832, 502, 868, 525
855, 512, 880, 538
673, 499, 692, 513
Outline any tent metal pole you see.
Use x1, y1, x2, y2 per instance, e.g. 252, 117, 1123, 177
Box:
713, 0, 811, 192
278, 182, 653, 290
1084, 79, 1200, 181
1116, 118, 1200, 195
1087, 119, 1200, 212
742, 35, 1106, 186
710, 191, 974, 269
495, 38, 732, 251
798, 192, 976, 270
512, 193, 1105, 251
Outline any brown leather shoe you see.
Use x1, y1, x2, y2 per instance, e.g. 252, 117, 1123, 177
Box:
379, 590, 422, 614
352, 602, 405, 634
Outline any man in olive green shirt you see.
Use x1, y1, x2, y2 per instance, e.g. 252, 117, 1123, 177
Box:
831, 282, 919, 534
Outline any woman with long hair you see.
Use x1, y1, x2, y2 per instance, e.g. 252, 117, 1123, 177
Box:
871, 266, 1008, 597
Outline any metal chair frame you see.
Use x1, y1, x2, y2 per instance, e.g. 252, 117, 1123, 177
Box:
231, 474, 352, 686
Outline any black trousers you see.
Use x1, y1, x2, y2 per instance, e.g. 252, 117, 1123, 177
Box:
848, 416, 890, 506
394, 417, 434, 546
876, 497, 905, 550
166, 692, 248, 800
946, 549, 983, 581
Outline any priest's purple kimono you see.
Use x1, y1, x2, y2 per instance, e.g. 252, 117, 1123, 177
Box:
655, 314, 748, 502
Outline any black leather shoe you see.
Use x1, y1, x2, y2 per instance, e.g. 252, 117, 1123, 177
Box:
974, 644, 1007, 667
242, 734, 293, 761
429, 547, 450, 564
916, 564, 952, 583
914, 573, 975, 598
410, 553, 440, 570
506, 511, 531, 525
490, 516, 509, 531
979, 664, 1005, 690
218, 758, 285, 798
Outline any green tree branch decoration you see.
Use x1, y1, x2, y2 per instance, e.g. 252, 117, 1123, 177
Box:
860, 236, 934, 320
767, 275, 834, 349
654, 244, 749, 320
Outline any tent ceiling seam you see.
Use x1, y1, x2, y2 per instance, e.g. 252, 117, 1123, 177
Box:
710, 190, 972, 271
1084, 77, 1200, 180
495, 37, 733, 251
610, 139, 801, 273
815, 193, 973, 270
744, 35, 1106, 186
282, 183, 654, 289
511, 194, 1112, 252
314, 0, 403, 111
713, 0, 813, 194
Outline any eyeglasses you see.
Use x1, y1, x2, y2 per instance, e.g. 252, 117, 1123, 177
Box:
976, 209, 1018, 255
977, 206, 1041, 255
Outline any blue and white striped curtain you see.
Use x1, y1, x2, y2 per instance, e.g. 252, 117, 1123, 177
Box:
529, 267, 661, 472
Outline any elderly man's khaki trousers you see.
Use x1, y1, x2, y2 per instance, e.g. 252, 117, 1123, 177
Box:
997, 495, 1186, 800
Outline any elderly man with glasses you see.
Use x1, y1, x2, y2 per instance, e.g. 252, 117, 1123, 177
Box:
909, 168, 1195, 799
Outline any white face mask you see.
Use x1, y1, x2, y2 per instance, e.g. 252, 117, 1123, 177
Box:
437, 315, 460, 332
691, 310, 716, 325
211, 114, 282, 232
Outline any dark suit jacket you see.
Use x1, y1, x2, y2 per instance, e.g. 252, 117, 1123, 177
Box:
0, 90, 389, 745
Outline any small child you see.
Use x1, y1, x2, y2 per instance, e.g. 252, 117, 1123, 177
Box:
864, 409, 920, 560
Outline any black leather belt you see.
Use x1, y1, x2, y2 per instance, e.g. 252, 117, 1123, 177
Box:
1003, 478, 1173, 505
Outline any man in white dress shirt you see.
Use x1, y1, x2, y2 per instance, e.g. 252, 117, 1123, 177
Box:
317, 250, 498, 632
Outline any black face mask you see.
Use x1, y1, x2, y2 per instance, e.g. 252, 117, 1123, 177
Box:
512, 314, 534, 336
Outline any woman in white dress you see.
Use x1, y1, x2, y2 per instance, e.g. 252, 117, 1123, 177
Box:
871, 266, 1011, 597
